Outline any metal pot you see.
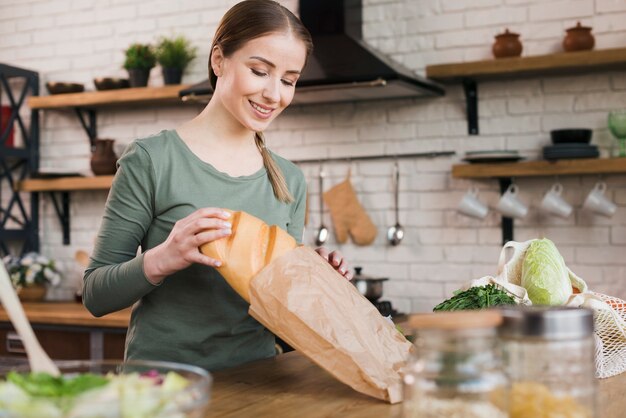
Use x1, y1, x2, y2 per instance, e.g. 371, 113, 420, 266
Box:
350, 266, 388, 302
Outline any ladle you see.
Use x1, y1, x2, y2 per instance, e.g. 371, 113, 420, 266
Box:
387, 160, 404, 246
0, 260, 60, 375
315, 167, 329, 246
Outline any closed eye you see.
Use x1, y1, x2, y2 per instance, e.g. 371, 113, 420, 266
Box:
281, 79, 295, 87
251, 68, 267, 77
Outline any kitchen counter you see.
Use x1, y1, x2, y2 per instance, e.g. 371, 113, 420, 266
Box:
0, 302, 130, 328
0, 302, 130, 360
206, 351, 626, 418
206, 351, 402, 418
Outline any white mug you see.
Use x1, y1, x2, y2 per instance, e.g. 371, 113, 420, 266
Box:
583, 182, 617, 217
540, 183, 573, 218
457, 187, 488, 219
495, 184, 528, 219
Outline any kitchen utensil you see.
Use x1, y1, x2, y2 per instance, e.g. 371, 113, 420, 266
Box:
463, 150, 523, 163
315, 167, 328, 246
93, 77, 130, 91
351, 266, 388, 302
457, 186, 489, 219
1, 359, 212, 417
0, 260, 60, 375
492, 28, 523, 58
608, 110, 626, 157
543, 144, 599, 160
550, 128, 592, 144
563, 21, 595, 52
583, 181, 617, 217
386, 160, 404, 246
495, 184, 528, 219
45, 81, 84, 95
540, 183, 573, 218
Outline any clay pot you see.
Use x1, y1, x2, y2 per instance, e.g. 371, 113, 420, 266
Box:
17, 285, 46, 302
563, 22, 595, 52
492, 29, 523, 59
90, 138, 118, 175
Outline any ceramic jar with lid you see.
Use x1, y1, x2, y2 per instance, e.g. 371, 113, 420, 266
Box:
563, 22, 595, 52
499, 306, 597, 418
492, 29, 523, 59
402, 310, 509, 418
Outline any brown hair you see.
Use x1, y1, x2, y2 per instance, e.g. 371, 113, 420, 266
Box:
209, 0, 313, 204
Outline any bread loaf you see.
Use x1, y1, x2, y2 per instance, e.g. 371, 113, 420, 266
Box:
199, 210, 297, 302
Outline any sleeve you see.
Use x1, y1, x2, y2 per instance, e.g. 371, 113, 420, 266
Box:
82, 141, 158, 317
287, 169, 307, 245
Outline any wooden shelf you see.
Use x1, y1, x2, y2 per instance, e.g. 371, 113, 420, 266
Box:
28, 84, 191, 109
18, 175, 113, 192
426, 47, 626, 82
452, 157, 626, 179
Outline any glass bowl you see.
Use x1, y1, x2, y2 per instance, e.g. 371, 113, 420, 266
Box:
0, 359, 211, 418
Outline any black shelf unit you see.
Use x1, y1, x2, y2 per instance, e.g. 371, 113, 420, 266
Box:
0, 63, 40, 256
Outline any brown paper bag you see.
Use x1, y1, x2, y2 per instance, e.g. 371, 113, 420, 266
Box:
248, 246, 412, 403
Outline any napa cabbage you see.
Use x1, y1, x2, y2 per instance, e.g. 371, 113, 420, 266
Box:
521, 238, 572, 305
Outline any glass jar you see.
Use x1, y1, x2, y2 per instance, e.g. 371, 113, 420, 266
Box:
499, 306, 597, 418
403, 310, 509, 418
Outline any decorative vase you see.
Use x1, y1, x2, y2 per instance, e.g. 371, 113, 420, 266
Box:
17, 285, 47, 302
127, 68, 151, 87
563, 22, 595, 52
492, 29, 523, 59
162, 68, 183, 85
90, 138, 118, 175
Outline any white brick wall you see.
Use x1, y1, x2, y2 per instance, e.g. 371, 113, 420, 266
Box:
2, 0, 626, 310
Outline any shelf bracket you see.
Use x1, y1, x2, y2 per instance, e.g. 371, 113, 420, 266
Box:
462, 78, 479, 135
498, 177, 514, 245
74, 108, 97, 149
48, 191, 70, 245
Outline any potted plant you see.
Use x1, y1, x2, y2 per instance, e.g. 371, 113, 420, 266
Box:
3, 252, 62, 302
155, 35, 197, 85
123, 43, 156, 87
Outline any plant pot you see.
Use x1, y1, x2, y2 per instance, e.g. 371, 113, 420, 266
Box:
492, 28, 523, 59
563, 22, 595, 52
127, 68, 151, 87
90, 138, 118, 175
162, 68, 183, 85
17, 285, 47, 302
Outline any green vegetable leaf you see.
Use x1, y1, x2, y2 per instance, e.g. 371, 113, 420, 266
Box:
7, 371, 109, 398
433, 284, 516, 312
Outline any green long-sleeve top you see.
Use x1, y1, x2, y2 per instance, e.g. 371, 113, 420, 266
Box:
83, 129, 306, 371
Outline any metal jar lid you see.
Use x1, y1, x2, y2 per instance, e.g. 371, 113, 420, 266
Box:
498, 306, 594, 340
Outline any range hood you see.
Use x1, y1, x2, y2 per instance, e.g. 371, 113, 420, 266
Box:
179, 0, 445, 105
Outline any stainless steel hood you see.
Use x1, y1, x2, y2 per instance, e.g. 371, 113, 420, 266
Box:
179, 0, 445, 104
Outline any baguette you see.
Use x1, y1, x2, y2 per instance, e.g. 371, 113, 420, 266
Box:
199, 210, 297, 302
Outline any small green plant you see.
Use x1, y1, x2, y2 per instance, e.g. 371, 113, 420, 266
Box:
123, 43, 156, 70
155, 35, 197, 70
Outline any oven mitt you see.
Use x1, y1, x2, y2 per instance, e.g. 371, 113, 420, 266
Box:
323, 175, 377, 245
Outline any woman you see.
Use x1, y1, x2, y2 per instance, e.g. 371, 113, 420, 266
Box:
83, 0, 352, 371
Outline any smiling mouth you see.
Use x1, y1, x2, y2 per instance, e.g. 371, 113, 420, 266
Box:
249, 100, 274, 115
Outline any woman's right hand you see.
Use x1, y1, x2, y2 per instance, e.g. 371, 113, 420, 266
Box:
143, 208, 232, 284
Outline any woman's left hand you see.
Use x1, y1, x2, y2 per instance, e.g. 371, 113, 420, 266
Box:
315, 247, 353, 280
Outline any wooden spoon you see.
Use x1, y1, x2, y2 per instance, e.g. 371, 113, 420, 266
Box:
0, 260, 60, 375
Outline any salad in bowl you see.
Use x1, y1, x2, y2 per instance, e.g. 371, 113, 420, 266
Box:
0, 359, 211, 418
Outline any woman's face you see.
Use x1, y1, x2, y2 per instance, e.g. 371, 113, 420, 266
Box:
211, 33, 306, 132
212, 32, 307, 132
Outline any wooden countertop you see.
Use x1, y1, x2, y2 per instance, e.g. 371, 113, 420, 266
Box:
206, 351, 626, 418
0, 302, 130, 328
206, 351, 402, 418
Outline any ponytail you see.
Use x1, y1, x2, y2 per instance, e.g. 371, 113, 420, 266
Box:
254, 132, 294, 204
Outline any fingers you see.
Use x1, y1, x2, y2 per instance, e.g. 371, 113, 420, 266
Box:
316, 248, 353, 280
194, 228, 231, 246
186, 250, 223, 268
178, 207, 232, 229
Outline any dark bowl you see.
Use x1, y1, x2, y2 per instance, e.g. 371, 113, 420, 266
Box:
94, 77, 130, 91
45, 82, 84, 95
550, 129, 592, 144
